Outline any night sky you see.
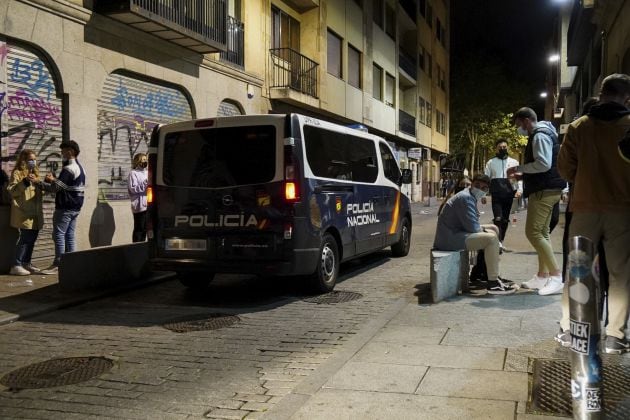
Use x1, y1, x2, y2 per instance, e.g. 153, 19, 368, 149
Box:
451, 0, 558, 112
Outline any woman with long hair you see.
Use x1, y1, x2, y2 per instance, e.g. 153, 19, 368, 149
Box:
6, 149, 48, 275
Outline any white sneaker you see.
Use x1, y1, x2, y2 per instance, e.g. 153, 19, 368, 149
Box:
40, 265, 58, 275
538, 276, 564, 296
521, 275, 548, 290
22, 264, 41, 274
9, 265, 30, 276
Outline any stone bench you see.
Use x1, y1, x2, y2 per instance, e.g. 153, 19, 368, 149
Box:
59, 242, 151, 291
430, 249, 470, 303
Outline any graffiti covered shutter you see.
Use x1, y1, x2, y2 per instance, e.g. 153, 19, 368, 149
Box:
0, 39, 64, 263
97, 73, 193, 201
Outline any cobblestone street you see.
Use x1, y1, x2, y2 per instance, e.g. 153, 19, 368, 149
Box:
0, 206, 439, 419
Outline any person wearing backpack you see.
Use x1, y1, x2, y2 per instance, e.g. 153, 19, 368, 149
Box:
508, 107, 566, 296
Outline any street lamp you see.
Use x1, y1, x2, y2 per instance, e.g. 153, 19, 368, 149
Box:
540, 92, 548, 98
548, 54, 560, 63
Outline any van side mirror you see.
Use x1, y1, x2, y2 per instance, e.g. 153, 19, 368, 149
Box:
400, 169, 412, 185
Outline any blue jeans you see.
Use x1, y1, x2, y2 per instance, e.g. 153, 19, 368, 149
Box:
14, 228, 39, 266
52, 209, 80, 266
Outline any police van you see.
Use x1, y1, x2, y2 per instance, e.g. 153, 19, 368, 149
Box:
146, 113, 412, 292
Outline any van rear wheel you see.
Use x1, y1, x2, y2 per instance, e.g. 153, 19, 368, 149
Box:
177, 272, 215, 291
309, 233, 339, 293
391, 217, 411, 257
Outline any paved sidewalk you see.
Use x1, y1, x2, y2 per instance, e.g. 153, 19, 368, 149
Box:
262, 204, 586, 419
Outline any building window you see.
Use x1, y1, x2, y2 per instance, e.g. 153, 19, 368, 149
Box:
419, 97, 426, 124
348, 44, 362, 88
327, 29, 342, 78
427, 53, 432, 79
385, 72, 395, 107
373, 64, 383, 100
436, 18, 446, 46
426, 3, 433, 28
419, 0, 426, 18
373, 0, 384, 28
436, 110, 446, 134
426, 101, 432, 128
437, 66, 446, 91
385, 3, 396, 40
271, 6, 300, 50
419, 47, 425, 72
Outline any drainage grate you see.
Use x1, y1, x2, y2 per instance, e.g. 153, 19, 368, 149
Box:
530, 358, 630, 419
302, 290, 363, 304
0, 357, 113, 390
163, 313, 241, 333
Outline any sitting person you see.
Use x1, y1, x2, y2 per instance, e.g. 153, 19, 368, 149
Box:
433, 174, 517, 295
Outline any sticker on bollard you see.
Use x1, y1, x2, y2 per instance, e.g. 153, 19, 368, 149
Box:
570, 320, 591, 354
585, 388, 602, 411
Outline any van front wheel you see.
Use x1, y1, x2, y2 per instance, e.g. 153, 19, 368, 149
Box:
391, 217, 411, 257
309, 233, 339, 293
177, 272, 215, 291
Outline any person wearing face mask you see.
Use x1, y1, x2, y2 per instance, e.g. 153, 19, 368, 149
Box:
507, 107, 566, 296
433, 174, 517, 295
6, 149, 52, 275
41, 140, 86, 275
128, 153, 149, 242
484, 139, 522, 247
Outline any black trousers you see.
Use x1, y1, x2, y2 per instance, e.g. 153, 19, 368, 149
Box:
132, 211, 147, 242
491, 196, 513, 242
549, 201, 560, 233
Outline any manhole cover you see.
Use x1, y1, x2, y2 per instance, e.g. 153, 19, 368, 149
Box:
530, 358, 630, 418
163, 313, 241, 333
302, 291, 363, 304
0, 357, 113, 390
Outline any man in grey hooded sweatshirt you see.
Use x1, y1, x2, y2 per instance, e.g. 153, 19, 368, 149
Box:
508, 108, 566, 296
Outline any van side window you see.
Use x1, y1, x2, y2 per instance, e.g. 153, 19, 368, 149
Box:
304, 126, 378, 183
379, 143, 401, 184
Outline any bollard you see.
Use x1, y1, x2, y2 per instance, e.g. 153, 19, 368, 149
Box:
568, 236, 602, 419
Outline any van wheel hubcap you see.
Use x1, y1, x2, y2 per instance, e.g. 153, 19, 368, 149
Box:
321, 245, 335, 280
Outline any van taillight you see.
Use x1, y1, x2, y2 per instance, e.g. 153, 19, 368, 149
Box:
284, 182, 298, 201
146, 186, 154, 204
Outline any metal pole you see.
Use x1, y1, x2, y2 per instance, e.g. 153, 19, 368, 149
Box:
568, 236, 602, 419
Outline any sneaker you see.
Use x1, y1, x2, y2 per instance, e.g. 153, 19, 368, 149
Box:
604, 335, 630, 355
497, 276, 515, 286
9, 265, 30, 276
555, 329, 571, 347
521, 274, 548, 290
40, 265, 58, 275
487, 279, 517, 295
538, 276, 563, 296
22, 264, 41, 274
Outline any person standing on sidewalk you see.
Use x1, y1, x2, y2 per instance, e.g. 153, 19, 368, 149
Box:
128, 153, 148, 242
507, 107, 566, 296
6, 150, 51, 275
41, 140, 86, 275
557, 73, 630, 354
434, 174, 516, 295
484, 138, 522, 246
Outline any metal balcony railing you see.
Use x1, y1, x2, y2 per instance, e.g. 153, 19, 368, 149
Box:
269, 48, 319, 98
220, 16, 244, 68
399, 109, 416, 136
95, 0, 227, 53
399, 49, 417, 79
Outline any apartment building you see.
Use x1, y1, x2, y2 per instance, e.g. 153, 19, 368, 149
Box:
0, 0, 449, 268
546, 0, 629, 123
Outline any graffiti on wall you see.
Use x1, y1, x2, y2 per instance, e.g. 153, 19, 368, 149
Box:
97, 75, 192, 201
0, 41, 62, 177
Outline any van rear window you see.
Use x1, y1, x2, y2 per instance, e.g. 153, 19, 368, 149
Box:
162, 126, 276, 188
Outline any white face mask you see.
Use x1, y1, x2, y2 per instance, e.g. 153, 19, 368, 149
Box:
517, 126, 528, 136
470, 187, 486, 201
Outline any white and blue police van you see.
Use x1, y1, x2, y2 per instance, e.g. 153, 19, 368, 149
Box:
146, 113, 412, 292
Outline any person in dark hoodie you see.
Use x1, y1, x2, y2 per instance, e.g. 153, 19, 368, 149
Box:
507, 107, 566, 296
557, 73, 630, 354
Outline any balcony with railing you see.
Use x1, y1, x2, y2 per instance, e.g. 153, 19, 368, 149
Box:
399, 49, 417, 80
399, 109, 416, 136
269, 48, 319, 99
219, 16, 244, 68
95, 0, 227, 53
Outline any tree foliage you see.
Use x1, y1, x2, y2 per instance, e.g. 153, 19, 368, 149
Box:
450, 53, 536, 175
